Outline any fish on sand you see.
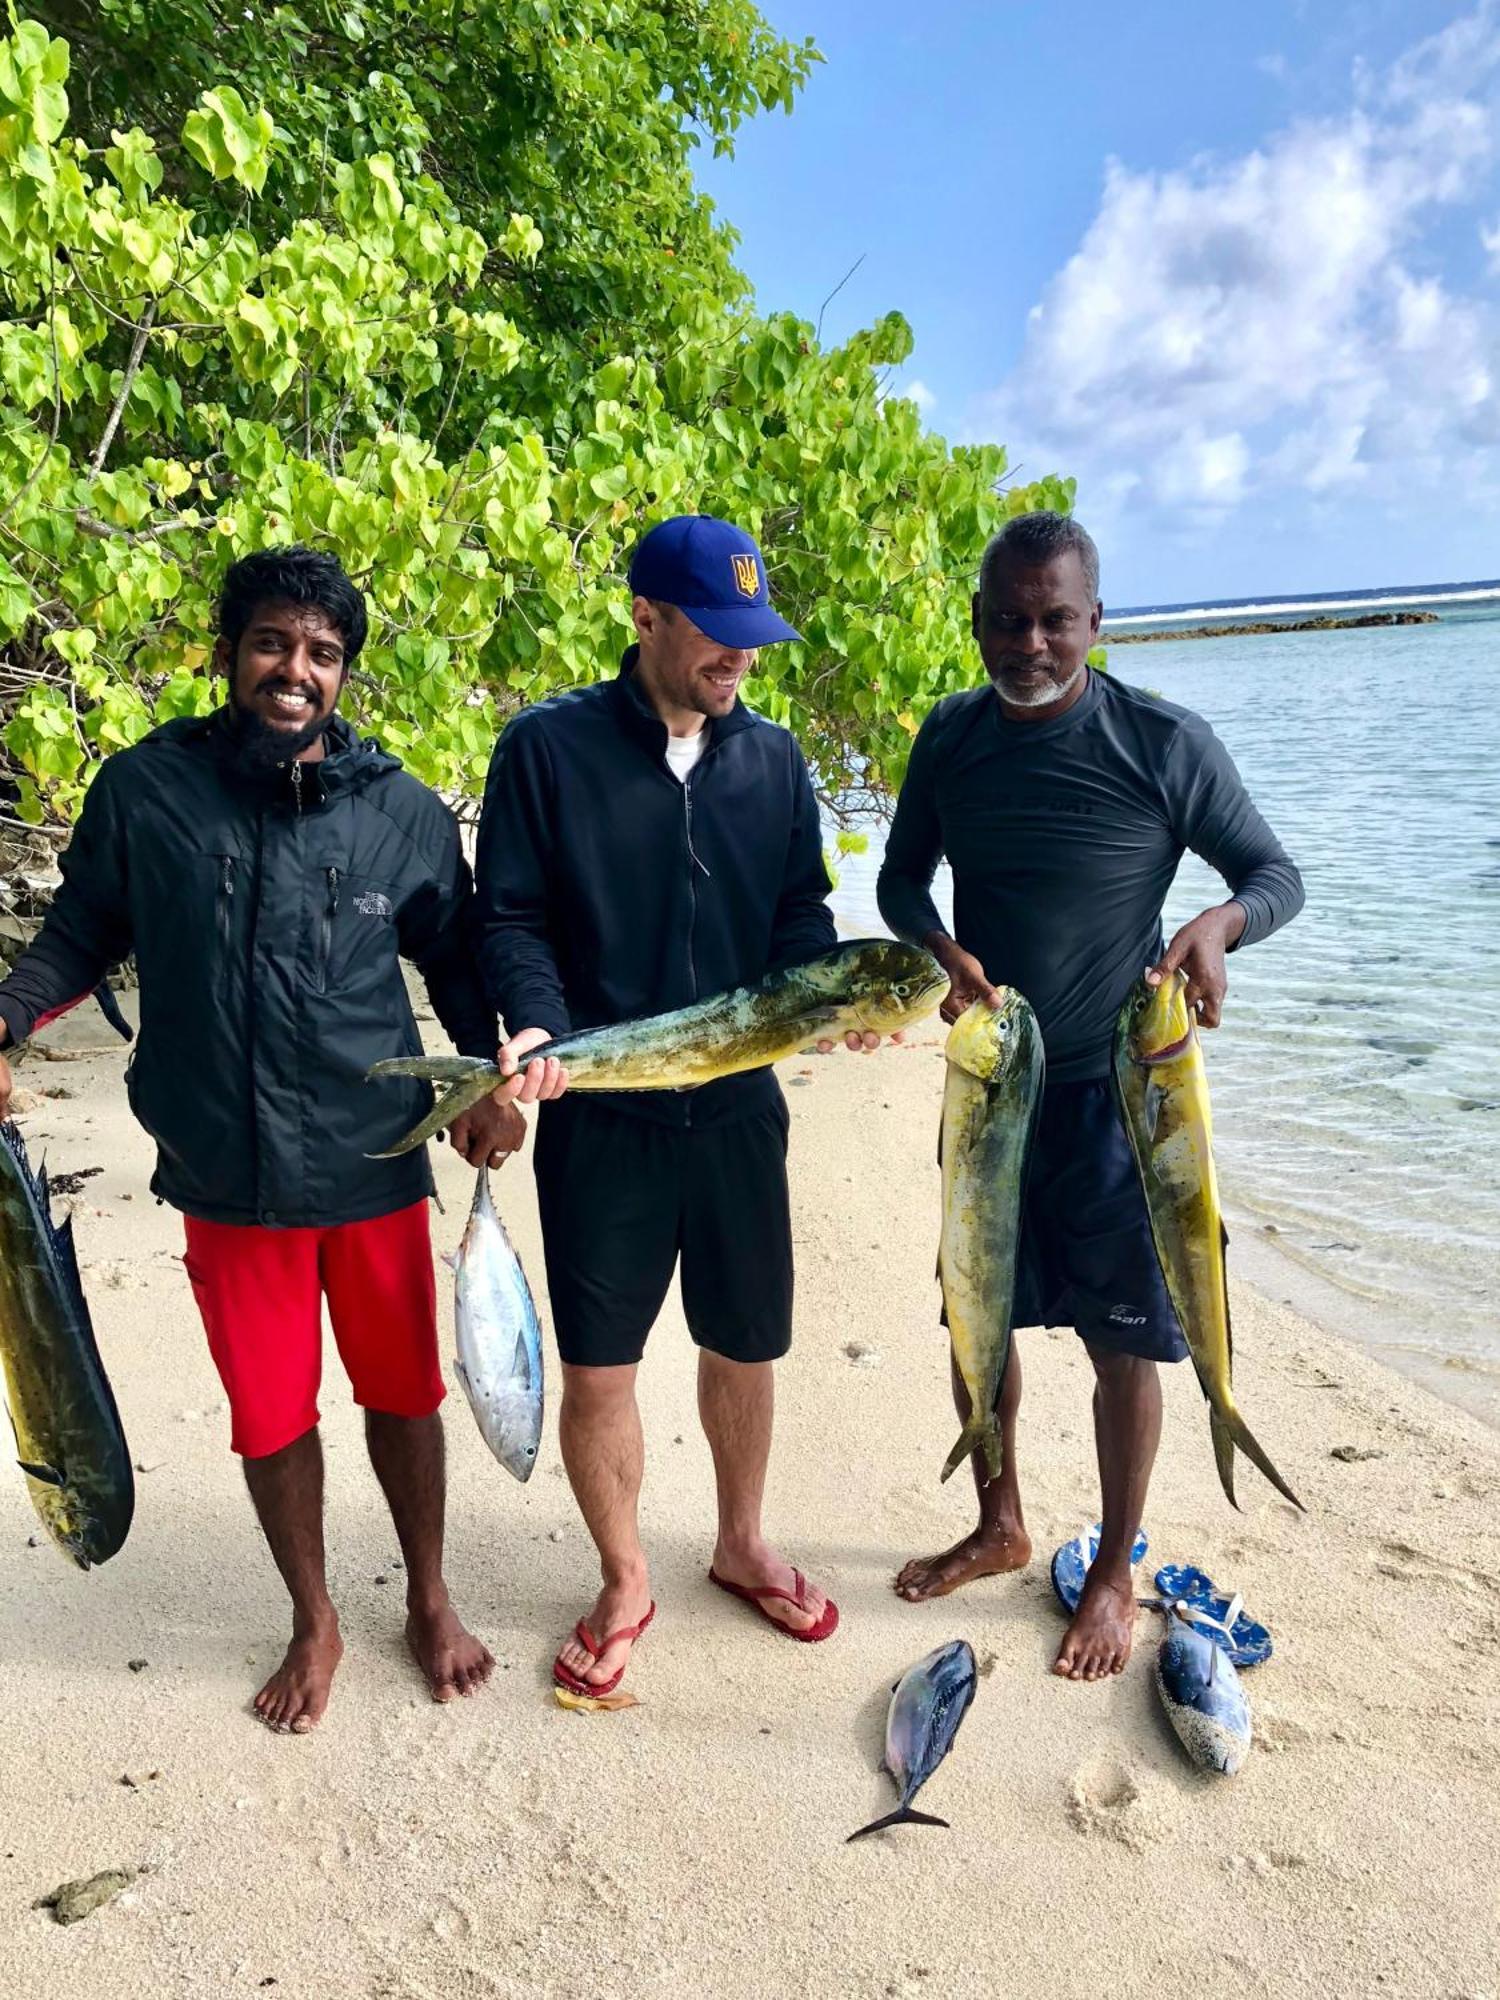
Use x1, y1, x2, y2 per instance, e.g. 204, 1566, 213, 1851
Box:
366, 938, 946, 1156
1153, 1600, 1253, 1776
0, 1120, 133, 1567
1113, 971, 1302, 1511
448, 1163, 543, 1483
847, 1639, 979, 1841
937, 992, 1044, 1482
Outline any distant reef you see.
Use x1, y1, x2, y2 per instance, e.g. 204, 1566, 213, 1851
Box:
1102, 609, 1440, 644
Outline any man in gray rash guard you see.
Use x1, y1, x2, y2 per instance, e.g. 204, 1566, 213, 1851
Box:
878, 510, 1303, 1683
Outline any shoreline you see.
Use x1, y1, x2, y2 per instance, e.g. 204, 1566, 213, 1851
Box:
1101, 609, 1438, 644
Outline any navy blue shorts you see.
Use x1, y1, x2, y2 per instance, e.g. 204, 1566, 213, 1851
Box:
1011, 1078, 1188, 1363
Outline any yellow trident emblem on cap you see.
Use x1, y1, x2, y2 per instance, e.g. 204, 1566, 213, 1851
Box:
730, 553, 760, 599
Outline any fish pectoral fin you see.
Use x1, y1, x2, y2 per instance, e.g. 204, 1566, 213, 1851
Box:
18, 1459, 64, 1487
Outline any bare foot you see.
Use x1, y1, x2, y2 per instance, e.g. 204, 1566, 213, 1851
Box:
1053, 1565, 1137, 1681
711, 1540, 832, 1635
554, 1569, 654, 1689
894, 1524, 1032, 1602
254, 1618, 343, 1734
406, 1597, 494, 1702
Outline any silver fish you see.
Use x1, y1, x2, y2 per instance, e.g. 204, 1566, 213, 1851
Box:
447, 1166, 543, 1483
847, 1640, 978, 1841
1153, 1600, 1253, 1776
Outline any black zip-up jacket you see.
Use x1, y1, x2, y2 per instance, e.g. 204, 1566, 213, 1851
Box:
0, 713, 495, 1226
473, 648, 836, 1127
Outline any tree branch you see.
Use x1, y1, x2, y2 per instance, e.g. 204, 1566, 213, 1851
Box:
88, 299, 157, 478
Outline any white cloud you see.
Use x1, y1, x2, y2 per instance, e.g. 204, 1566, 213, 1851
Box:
977, 2, 1500, 543
900, 378, 937, 415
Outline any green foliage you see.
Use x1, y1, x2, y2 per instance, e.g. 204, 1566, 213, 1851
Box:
0, 5, 1072, 825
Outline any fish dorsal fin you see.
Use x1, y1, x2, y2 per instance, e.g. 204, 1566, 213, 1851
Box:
19, 1459, 64, 1487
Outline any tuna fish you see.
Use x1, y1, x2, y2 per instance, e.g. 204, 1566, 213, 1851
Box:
937, 993, 1044, 1481
366, 939, 946, 1156
0, 1121, 132, 1567
1113, 972, 1302, 1511
847, 1639, 979, 1841
448, 1165, 543, 1483
1154, 1600, 1253, 1776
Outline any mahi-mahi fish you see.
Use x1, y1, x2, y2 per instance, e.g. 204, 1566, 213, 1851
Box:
847, 1639, 979, 1841
1112, 971, 1302, 1511
937, 993, 1044, 1482
447, 1164, 543, 1483
0, 1120, 133, 1566
366, 939, 946, 1157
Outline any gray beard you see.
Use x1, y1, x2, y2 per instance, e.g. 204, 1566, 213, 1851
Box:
995, 662, 1086, 710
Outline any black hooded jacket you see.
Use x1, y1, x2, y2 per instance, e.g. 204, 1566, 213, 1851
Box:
0, 713, 495, 1226
474, 649, 836, 1127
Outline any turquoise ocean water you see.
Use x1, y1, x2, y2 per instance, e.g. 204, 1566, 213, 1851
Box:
829, 604, 1500, 1421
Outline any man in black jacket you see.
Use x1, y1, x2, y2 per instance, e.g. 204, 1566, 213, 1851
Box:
0, 547, 521, 1732
476, 515, 858, 1696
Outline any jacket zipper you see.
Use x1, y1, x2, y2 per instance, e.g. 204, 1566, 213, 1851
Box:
217, 856, 237, 1000
682, 773, 715, 1128
315, 865, 340, 995
291, 760, 303, 813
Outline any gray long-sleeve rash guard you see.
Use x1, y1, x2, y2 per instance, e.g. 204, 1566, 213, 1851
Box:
877, 669, 1304, 1081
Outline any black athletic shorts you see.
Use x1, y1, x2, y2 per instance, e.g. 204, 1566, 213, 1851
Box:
532, 1095, 794, 1368
1012, 1078, 1189, 1364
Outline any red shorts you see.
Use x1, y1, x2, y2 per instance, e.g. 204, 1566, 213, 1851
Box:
181, 1202, 444, 1459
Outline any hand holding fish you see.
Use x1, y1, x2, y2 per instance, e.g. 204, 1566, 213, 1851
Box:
492, 1027, 571, 1105
447, 1096, 527, 1169
925, 934, 1004, 1025
1145, 901, 1248, 1030
814, 1028, 902, 1055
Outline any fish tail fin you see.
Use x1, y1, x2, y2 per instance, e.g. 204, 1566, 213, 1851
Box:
1215, 1403, 1304, 1512
940, 1414, 1002, 1485
92, 981, 133, 1042
365, 1070, 500, 1159
846, 1807, 951, 1843
1209, 1408, 1240, 1511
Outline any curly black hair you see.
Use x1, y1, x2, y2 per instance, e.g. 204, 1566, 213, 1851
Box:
217, 546, 368, 665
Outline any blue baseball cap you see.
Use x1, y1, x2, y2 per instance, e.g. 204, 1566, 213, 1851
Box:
627, 515, 802, 648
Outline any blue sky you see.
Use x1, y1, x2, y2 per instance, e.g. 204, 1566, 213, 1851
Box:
696, 1, 1500, 605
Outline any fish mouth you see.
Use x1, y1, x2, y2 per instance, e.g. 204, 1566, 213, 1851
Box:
1136, 1026, 1194, 1066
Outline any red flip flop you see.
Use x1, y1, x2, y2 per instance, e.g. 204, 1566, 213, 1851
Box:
552, 1601, 656, 1697
708, 1566, 839, 1642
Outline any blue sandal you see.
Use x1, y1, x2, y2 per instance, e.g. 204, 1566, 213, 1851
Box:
1153, 1564, 1272, 1667
1050, 1522, 1149, 1615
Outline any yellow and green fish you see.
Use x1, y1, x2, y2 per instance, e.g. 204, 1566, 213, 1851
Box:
1113, 971, 1302, 1511
937, 993, 1044, 1482
0, 1120, 133, 1567
367, 939, 946, 1157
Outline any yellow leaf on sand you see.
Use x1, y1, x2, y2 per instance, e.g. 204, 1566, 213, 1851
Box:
553, 1684, 640, 1714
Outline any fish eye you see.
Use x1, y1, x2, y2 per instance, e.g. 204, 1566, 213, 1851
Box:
525, 1445, 536, 1458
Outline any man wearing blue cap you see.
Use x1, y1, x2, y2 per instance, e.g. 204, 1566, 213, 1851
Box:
475, 515, 861, 1696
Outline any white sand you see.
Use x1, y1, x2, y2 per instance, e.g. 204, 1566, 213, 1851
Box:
2, 1002, 1498, 1999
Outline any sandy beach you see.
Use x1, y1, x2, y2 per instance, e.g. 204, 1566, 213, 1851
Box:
2, 995, 1497, 2000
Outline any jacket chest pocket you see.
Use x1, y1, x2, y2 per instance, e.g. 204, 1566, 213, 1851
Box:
308, 868, 397, 994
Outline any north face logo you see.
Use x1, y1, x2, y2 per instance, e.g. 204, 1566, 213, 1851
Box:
353, 891, 393, 918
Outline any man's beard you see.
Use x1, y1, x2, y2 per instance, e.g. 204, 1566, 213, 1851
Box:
226, 701, 334, 769
992, 661, 1086, 710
